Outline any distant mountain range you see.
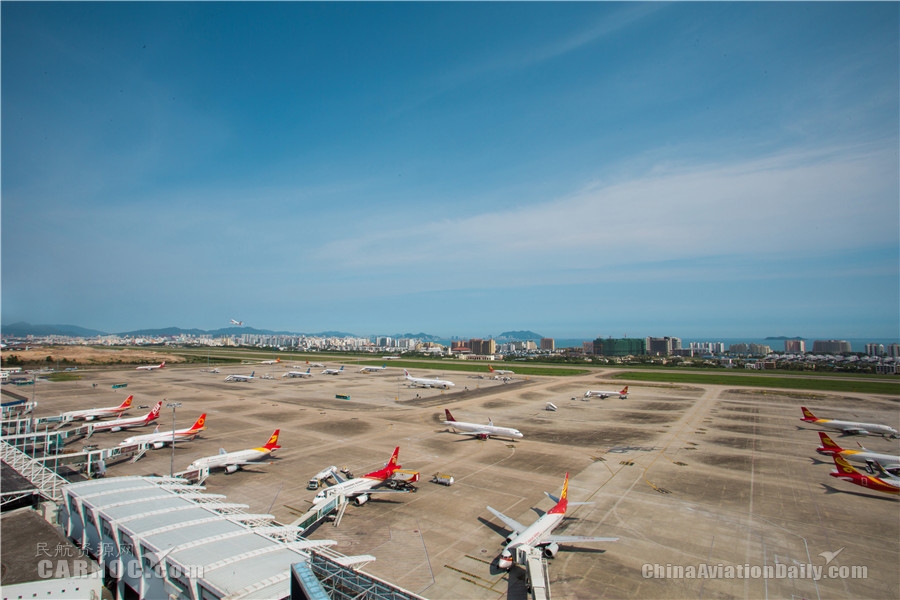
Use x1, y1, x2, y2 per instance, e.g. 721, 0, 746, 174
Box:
0, 322, 545, 342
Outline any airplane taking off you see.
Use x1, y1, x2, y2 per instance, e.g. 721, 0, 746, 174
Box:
829, 454, 899, 495
187, 430, 281, 474
230, 319, 243, 326
486, 472, 618, 569
62, 396, 134, 421
136, 361, 166, 371
801, 407, 898, 438
404, 370, 455, 389
359, 364, 389, 373
313, 446, 412, 505
584, 386, 628, 399
443, 409, 523, 440
89, 401, 162, 433
119, 414, 207, 448
489, 365, 515, 375
282, 368, 313, 378
321, 366, 344, 375
816, 432, 900, 471
260, 358, 281, 365
225, 371, 256, 382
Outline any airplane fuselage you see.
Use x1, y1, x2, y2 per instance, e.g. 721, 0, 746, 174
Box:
807, 418, 898, 437
817, 446, 900, 469
315, 476, 383, 501
446, 420, 523, 440
189, 448, 272, 470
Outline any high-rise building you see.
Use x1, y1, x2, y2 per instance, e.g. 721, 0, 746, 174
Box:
592, 337, 646, 356
812, 340, 851, 354
865, 343, 885, 357
784, 339, 806, 353
540, 338, 555, 351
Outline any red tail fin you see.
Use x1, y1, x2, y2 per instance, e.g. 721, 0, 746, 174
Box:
818, 431, 843, 452
160, 361, 166, 368
548, 472, 570, 515
620, 386, 628, 394
800, 406, 818, 421
263, 429, 281, 450
147, 402, 162, 420
444, 409, 456, 422
119, 395, 134, 409
189, 414, 207, 432
387, 446, 400, 468
489, 365, 495, 372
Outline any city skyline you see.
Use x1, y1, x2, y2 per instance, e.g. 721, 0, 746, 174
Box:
3, 3, 898, 339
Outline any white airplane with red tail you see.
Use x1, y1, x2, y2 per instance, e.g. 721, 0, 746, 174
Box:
118, 414, 207, 449
187, 430, 281, 474
62, 396, 134, 421
136, 361, 166, 371
486, 472, 618, 569
584, 386, 628, 399
89, 401, 162, 433
313, 446, 416, 505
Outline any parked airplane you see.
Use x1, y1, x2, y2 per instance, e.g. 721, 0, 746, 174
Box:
359, 364, 389, 373
321, 366, 344, 375
443, 409, 523, 440
89, 401, 162, 433
187, 430, 281, 474
404, 370, 455, 389
486, 472, 618, 569
313, 446, 411, 505
584, 386, 628, 399
801, 407, 898, 438
307, 361, 326, 368
816, 432, 899, 471
230, 319, 243, 326
136, 361, 166, 371
225, 371, 256, 382
62, 396, 134, 421
829, 454, 899, 495
489, 365, 515, 375
119, 414, 207, 448
282, 368, 313, 378
260, 358, 281, 365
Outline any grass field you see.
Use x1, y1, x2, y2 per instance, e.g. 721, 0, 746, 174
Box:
614, 370, 900, 395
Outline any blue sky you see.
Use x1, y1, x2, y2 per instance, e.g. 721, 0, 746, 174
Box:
2, 2, 898, 340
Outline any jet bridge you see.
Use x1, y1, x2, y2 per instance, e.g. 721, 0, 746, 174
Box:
516, 545, 551, 600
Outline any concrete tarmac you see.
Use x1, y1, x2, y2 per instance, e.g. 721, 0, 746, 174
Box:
24, 362, 900, 599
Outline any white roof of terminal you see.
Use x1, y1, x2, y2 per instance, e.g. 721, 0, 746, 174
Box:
64, 476, 326, 599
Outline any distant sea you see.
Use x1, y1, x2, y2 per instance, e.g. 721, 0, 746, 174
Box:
544, 338, 900, 353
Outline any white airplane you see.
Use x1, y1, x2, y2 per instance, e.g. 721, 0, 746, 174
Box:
260, 358, 281, 365
187, 429, 281, 474
489, 365, 515, 375
282, 368, 313, 378
136, 361, 166, 371
89, 401, 162, 433
313, 446, 412, 505
801, 407, 898, 438
584, 385, 629, 399
307, 361, 326, 368
225, 371, 256, 382
62, 395, 134, 421
321, 365, 344, 375
486, 472, 618, 569
230, 319, 243, 326
443, 409, 523, 440
359, 364, 389, 373
119, 414, 207, 448
816, 432, 900, 471
404, 369, 455, 389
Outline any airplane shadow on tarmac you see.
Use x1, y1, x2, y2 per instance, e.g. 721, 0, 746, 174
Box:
820, 483, 899, 502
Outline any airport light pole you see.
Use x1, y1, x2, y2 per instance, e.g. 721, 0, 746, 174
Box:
166, 401, 181, 477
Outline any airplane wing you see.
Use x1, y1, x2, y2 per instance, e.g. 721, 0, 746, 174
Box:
486, 506, 527, 535
545, 535, 619, 544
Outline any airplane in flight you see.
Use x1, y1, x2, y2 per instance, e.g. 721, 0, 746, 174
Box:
829, 454, 899, 495
136, 361, 166, 371
313, 446, 412, 505
584, 386, 629, 399
230, 319, 243, 326
443, 409, 523, 440
359, 364, 389, 373
816, 432, 899, 471
119, 414, 207, 448
186, 429, 281, 474
489, 365, 515, 375
260, 358, 281, 365
225, 371, 256, 382
801, 407, 898, 438
282, 368, 313, 378
62, 396, 134, 421
486, 472, 619, 569
321, 366, 344, 375
88, 401, 162, 433
404, 370, 455, 389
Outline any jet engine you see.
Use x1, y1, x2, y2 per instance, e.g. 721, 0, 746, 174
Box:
111, 427, 122, 433
354, 494, 369, 506
85, 416, 96, 421
225, 465, 240, 474
152, 441, 166, 449
503, 535, 515, 546
542, 543, 559, 558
